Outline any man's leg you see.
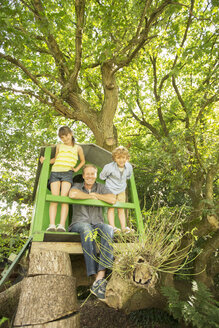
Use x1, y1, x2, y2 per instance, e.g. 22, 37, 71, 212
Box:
70, 222, 98, 276
94, 223, 114, 273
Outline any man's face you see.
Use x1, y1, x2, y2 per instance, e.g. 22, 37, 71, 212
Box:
83, 167, 97, 186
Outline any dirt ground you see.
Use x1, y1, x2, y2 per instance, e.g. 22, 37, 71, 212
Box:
79, 297, 138, 328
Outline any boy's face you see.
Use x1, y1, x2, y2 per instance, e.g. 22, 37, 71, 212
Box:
114, 155, 128, 168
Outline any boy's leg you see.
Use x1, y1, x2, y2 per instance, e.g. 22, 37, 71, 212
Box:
107, 208, 115, 227
59, 181, 71, 227
116, 191, 127, 230
117, 208, 126, 230
49, 181, 61, 225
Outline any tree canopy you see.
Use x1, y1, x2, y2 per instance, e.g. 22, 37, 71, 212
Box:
0, 0, 218, 303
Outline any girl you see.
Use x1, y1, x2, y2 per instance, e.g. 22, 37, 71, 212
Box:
40, 126, 85, 232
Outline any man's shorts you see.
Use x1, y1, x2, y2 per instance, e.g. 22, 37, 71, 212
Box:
116, 191, 126, 202
48, 171, 73, 189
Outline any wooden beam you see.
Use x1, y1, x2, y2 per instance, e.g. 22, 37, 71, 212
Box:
31, 242, 83, 254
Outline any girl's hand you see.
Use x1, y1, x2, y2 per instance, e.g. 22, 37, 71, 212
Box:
72, 167, 77, 172
40, 156, 45, 164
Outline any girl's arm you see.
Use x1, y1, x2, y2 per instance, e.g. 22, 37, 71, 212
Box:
72, 145, 85, 172
40, 144, 60, 164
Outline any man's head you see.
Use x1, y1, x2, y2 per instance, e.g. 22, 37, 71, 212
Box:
112, 146, 130, 168
82, 164, 98, 188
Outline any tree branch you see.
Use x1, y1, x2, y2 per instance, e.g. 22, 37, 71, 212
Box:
0, 52, 57, 101
150, 55, 169, 137
30, 0, 70, 81
115, 0, 173, 70
129, 101, 162, 142
0, 86, 52, 106
69, 0, 85, 85
172, 0, 194, 68
172, 75, 189, 128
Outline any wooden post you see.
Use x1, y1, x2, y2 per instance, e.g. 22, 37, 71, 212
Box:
13, 248, 80, 328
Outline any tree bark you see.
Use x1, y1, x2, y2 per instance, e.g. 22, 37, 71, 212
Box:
0, 281, 22, 319
12, 249, 80, 328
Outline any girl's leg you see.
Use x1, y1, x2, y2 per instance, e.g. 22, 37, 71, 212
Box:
59, 181, 71, 227
117, 208, 126, 230
49, 181, 61, 225
107, 208, 115, 227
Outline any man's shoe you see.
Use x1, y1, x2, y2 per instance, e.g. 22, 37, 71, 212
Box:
90, 278, 107, 300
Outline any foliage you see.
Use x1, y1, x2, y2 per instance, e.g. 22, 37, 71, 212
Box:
128, 308, 179, 328
0, 317, 9, 327
0, 213, 29, 263
116, 0, 219, 219
162, 281, 219, 328
112, 205, 195, 282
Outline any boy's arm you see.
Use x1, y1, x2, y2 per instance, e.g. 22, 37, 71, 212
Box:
126, 162, 133, 179
99, 164, 110, 180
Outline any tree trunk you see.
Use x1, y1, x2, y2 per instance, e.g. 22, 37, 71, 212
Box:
13, 249, 80, 328
0, 281, 22, 319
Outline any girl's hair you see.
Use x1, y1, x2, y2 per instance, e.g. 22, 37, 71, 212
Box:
112, 146, 130, 160
58, 126, 75, 146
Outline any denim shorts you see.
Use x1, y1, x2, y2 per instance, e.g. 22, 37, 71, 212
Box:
48, 170, 73, 189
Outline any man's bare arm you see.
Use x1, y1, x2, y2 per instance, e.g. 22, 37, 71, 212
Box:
69, 188, 90, 199
89, 192, 116, 204
69, 189, 116, 204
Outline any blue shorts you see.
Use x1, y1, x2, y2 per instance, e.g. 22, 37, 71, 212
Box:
48, 171, 73, 190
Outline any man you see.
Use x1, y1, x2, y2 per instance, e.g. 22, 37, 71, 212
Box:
68, 164, 116, 300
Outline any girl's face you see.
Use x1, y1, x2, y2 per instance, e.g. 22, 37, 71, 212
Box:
60, 133, 73, 145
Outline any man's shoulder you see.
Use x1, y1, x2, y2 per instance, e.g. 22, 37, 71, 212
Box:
72, 182, 83, 189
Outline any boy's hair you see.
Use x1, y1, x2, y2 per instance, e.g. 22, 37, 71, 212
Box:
58, 126, 75, 146
112, 146, 130, 160
82, 164, 98, 175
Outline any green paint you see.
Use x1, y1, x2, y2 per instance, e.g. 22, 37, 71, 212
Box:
31, 146, 143, 242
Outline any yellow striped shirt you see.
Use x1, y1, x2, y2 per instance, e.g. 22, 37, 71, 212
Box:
51, 144, 78, 172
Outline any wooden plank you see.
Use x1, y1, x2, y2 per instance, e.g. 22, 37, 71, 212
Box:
31, 242, 83, 254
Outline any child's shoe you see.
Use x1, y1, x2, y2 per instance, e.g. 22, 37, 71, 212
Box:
56, 224, 66, 232
46, 224, 56, 232
122, 227, 135, 234
113, 227, 121, 233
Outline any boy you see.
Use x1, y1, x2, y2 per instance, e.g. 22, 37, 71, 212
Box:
100, 146, 133, 233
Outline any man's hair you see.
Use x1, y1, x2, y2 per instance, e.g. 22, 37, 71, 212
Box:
82, 164, 98, 174
112, 146, 130, 160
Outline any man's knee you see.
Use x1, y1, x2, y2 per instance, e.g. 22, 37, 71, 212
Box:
99, 223, 114, 238
71, 222, 92, 234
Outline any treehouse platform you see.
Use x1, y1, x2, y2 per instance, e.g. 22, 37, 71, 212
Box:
30, 143, 143, 254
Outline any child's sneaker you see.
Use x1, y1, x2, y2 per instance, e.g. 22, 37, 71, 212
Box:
113, 227, 121, 233
90, 278, 107, 300
46, 224, 56, 232
56, 224, 66, 232
122, 227, 135, 234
